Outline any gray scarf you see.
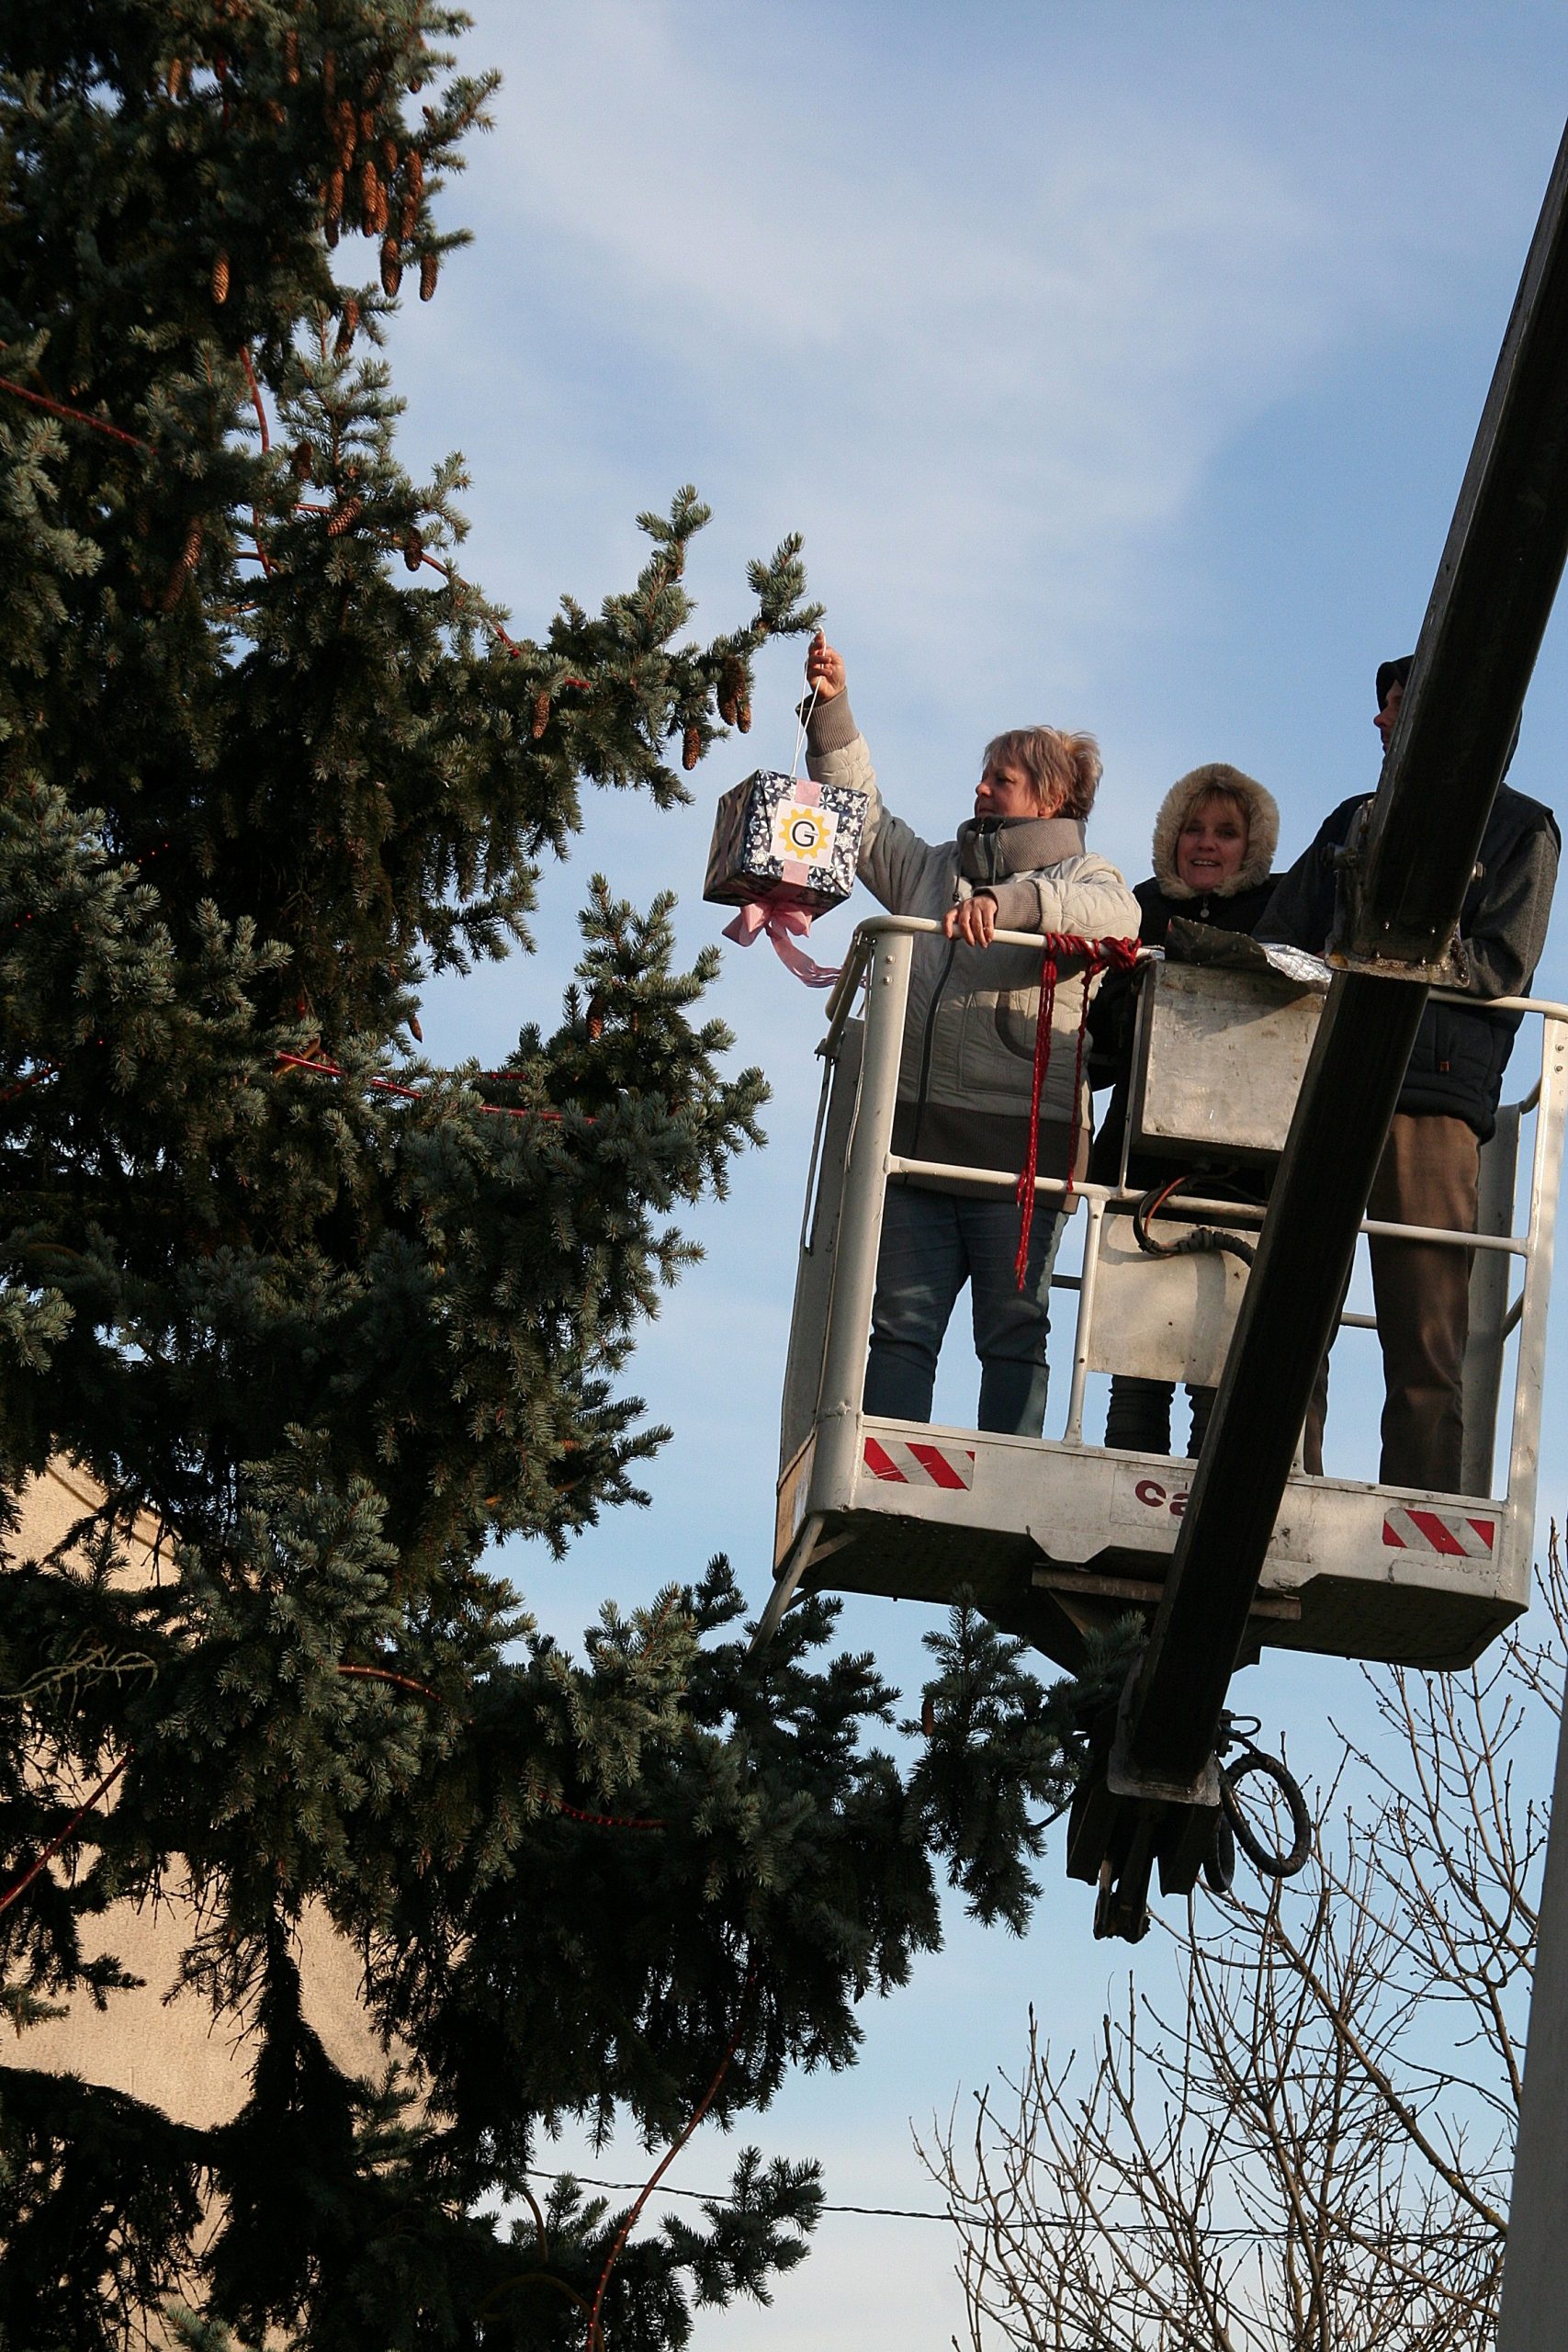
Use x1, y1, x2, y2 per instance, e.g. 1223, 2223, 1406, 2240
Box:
955, 814, 1087, 886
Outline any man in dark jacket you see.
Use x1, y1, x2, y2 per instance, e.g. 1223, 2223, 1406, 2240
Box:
1258, 655, 1559, 1491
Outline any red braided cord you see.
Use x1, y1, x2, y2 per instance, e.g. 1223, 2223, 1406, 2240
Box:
553, 1798, 665, 1832
1013, 935, 1139, 1290
0, 376, 149, 452
1012, 945, 1060, 1288
274, 1049, 575, 1121
0, 1752, 130, 1917
586, 1955, 758, 2349
0, 371, 596, 671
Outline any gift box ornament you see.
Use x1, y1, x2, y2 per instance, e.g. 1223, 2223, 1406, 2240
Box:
704, 770, 868, 918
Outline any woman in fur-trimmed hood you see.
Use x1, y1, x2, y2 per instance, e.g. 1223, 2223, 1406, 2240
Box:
1088, 760, 1282, 1458
1089, 763, 1280, 1102
1145, 761, 1279, 924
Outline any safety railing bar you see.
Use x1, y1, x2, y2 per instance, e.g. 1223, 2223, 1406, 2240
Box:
1503, 1292, 1526, 1339
1505, 1013, 1566, 1525
882, 1159, 1261, 1219
840, 912, 1144, 959
1427, 989, 1568, 1020
1359, 1216, 1523, 1255
1064, 1197, 1106, 1442
881, 1154, 1525, 1252
796, 1046, 838, 1259
838, 914, 1568, 1022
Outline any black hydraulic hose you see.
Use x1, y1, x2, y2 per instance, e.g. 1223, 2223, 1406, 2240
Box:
1132, 1173, 1258, 1268
1218, 1750, 1314, 1879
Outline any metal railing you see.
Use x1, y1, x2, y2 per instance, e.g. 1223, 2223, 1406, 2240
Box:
793, 914, 1567, 1515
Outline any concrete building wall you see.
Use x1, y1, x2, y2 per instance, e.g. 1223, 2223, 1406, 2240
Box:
6, 1461, 389, 2130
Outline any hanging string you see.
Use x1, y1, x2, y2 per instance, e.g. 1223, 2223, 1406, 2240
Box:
1014, 934, 1140, 1289
789, 660, 822, 782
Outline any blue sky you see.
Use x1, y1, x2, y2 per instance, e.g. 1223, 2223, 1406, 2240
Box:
381, 8, 1568, 2342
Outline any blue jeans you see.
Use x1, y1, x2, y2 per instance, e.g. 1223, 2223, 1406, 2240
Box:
863, 1184, 1064, 1437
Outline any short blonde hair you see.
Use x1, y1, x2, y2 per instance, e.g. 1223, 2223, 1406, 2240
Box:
982, 727, 1102, 820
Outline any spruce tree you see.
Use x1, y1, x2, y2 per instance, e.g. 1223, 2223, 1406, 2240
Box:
0, 7, 1077, 2345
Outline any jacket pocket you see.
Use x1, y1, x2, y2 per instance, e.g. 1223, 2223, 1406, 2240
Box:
993, 989, 1040, 1060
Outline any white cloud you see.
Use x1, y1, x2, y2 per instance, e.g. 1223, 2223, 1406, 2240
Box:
429, 0, 1511, 707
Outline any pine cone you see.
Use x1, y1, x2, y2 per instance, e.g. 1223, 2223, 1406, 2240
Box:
419, 251, 438, 301
380, 239, 402, 297
402, 531, 424, 571
531, 690, 551, 740
333, 299, 358, 359
407, 150, 424, 198
682, 724, 701, 772
162, 515, 205, 608
400, 193, 418, 244
408, 1012, 423, 1043
718, 653, 745, 727
325, 493, 363, 538
920, 1694, 936, 1736
738, 697, 751, 733
167, 58, 186, 99
283, 28, 300, 84
290, 440, 314, 481
586, 993, 605, 1042
382, 135, 399, 173
361, 159, 383, 231
336, 97, 357, 164
323, 49, 336, 99
361, 109, 376, 145
210, 250, 231, 304
326, 165, 344, 226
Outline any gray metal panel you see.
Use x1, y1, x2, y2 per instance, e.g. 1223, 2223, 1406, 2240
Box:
778, 1020, 863, 1473
1086, 1215, 1251, 1386
1128, 961, 1325, 1163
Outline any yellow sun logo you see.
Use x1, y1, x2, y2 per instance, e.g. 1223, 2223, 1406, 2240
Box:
773, 803, 835, 864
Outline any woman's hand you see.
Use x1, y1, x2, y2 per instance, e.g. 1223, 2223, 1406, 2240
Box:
805, 631, 845, 702
942, 892, 998, 947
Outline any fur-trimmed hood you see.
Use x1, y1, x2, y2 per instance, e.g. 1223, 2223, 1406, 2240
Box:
1150, 763, 1279, 900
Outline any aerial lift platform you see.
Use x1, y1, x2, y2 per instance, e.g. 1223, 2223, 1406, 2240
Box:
764, 924, 1565, 1682
759, 109, 1568, 1960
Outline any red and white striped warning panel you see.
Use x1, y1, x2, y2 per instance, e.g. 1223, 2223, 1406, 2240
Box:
863, 1435, 976, 1492
1382, 1506, 1496, 1557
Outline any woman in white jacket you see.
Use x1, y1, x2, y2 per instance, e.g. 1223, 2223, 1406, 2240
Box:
802, 636, 1139, 1436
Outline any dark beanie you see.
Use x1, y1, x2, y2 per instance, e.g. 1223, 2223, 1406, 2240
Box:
1375, 654, 1415, 704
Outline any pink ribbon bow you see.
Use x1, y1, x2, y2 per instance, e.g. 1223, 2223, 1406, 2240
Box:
721, 901, 841, 989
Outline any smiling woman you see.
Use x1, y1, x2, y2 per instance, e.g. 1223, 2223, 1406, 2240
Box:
1088, 762, 1282, 1456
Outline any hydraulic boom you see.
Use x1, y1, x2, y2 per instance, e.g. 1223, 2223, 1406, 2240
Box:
1068, 115, 1568, 1939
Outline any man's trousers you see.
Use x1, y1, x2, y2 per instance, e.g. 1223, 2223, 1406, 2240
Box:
1305, 1111, 1480, 1492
